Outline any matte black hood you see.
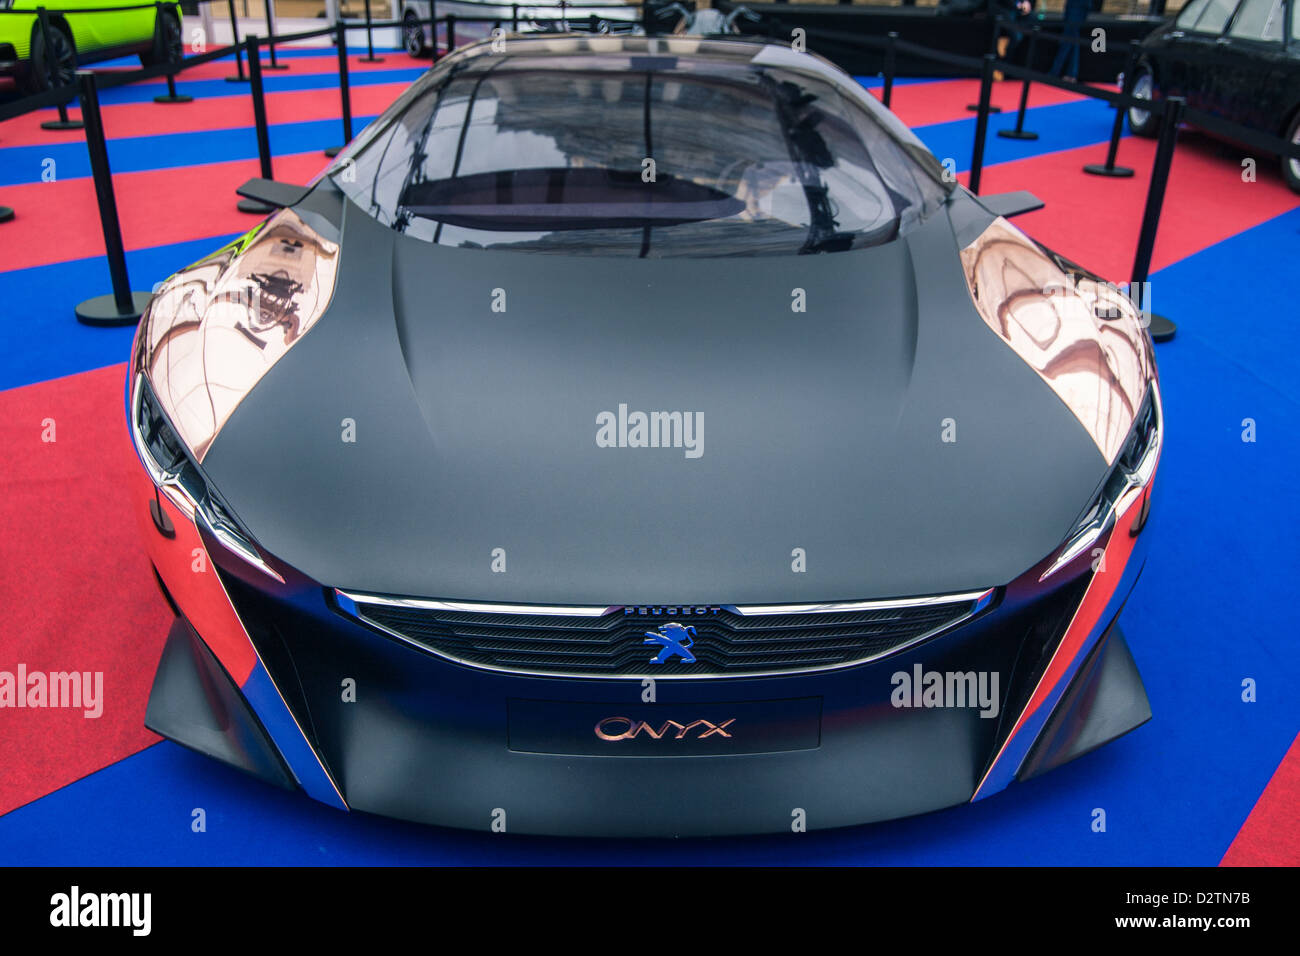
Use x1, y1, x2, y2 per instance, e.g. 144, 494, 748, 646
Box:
202, 189, 1109, 604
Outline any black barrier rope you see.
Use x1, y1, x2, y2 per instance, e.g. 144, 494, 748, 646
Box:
0, 75, 95, 124
0, 1, 166, 11
71, 71, 152, 327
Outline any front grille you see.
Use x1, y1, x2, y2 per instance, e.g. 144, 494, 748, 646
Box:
336, 593, 991, 677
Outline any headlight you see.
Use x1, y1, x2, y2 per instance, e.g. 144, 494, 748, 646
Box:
1040, 385, 1162, 582
132, 372, 283, 583
128, 208, 339, 581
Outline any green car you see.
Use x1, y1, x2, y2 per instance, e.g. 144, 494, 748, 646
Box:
0, 0, 182, 93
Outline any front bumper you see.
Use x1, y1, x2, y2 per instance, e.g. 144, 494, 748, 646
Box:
133, 456, 1156, 837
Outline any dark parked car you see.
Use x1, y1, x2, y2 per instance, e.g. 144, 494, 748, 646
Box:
1130, 0, 1300, 191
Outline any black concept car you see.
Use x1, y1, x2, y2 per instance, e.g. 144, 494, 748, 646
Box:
129, 35, 1161, 837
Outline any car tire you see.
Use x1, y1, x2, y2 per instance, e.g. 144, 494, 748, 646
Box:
1282, 111, 1300, 195
403, 12, 428, 58
24, 22, 76, 93
1127, 66, 1159, 138
140, 10, 183, 68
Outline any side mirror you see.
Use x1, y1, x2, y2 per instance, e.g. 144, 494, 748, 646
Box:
978, 190, 1045, 218
236, 178, 311, 209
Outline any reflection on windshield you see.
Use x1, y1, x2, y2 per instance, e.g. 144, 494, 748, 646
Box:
334, 55, 947, 257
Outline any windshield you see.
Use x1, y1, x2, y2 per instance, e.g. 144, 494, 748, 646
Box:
331, 51, 949, 257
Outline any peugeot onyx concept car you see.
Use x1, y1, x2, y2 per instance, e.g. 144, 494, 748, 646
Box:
129, 35, 1161, 837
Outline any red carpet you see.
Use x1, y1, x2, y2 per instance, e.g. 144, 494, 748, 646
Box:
1221, 731, 1300, 865
1, 81, 412, 147
874, 77, 1094, 128
0, 363, 171, 817
0, 151, 330, 272
966, 132, 1300, 281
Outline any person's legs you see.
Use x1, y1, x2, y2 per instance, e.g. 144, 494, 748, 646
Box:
1049, 37, 1071, 76
995, 16, 1011, 82
1060, 22, 1082, 80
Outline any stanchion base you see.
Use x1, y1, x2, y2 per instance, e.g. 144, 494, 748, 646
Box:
1082, 163, 1135, 178
1148, 313, 1176, 343
0, 206, 14, 224
40, 119, 84, 131
323, 145, 343, 157
997, 129, 1039, 140
967, 104, 1003, 113
75, 291, 153, 327
263, 62, 291, 70
357, 56, 385, 63
237, 197, 276, 215
225, 75, 250, 83
153, 93, 194, 104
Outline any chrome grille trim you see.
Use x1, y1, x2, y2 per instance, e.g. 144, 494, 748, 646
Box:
333, 587, 997, 680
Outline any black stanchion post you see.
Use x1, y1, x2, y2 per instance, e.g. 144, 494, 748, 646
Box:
1130, 96, 1182, 343
998, 24, 1038, 140
264, 0, 288, 69
512, 3, 519, 31
73, 71, 151, 326
153, 2, 194, 103
430, 0, 440, 61
37, 6, 84, 130
324, 20, 353, 158
561, 0, 569, 30
969, 54, 995, 195
968, 19, 1003, 113
882, 31, 897, 109
447, 13, 456, 52
237, 36, 276, 214
1084, 45, 1138, 178
359, 0, 384, 62
226, 0, 249, 82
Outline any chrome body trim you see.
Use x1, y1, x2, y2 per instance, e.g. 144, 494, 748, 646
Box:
1040, 384, 1163, 582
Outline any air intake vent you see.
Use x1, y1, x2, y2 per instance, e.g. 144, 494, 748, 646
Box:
333, 591, 994, 678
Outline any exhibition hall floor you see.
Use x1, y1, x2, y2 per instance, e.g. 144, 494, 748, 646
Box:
0, 45, 1297, 864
